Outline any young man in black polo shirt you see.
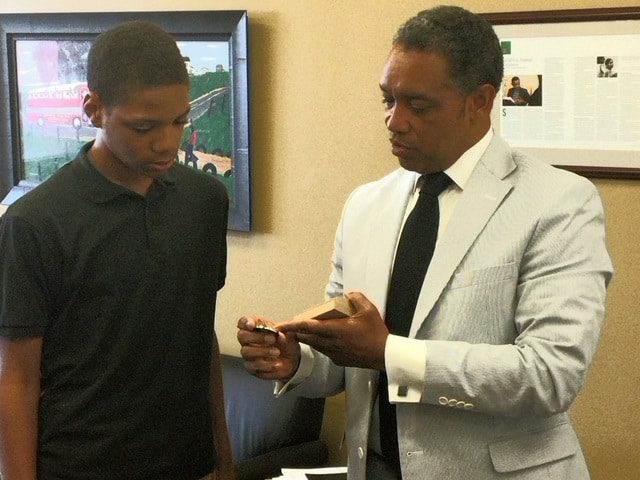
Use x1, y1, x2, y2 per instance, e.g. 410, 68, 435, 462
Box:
0, 21, 233, 479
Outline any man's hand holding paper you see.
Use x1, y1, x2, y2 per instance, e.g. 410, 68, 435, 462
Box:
278, 292, 388, 371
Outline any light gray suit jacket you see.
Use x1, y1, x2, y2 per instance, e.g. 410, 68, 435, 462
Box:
286, 136, 613, 479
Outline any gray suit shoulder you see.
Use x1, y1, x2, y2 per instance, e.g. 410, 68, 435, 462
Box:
510, 148, 599, 199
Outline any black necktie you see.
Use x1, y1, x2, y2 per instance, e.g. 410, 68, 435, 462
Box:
378, 171, 452, 473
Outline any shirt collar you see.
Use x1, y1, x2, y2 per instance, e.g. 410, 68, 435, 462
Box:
75, 142, 176, 203
409, 128, 493, 193
444, 128, 493, 190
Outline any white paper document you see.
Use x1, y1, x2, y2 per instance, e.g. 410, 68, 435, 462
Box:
495, 32, 640, 154
269, 466, 347, 479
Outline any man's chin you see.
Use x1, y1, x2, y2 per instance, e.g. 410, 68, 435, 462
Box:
396, 155, 426, 173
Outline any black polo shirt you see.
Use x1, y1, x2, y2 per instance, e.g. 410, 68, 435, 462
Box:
0, 142, 228, 480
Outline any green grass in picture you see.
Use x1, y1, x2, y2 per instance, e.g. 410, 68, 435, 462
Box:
184, 71, 233, 156
22, 130, 84, 182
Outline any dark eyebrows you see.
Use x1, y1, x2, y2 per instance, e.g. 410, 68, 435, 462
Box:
126, 106, 192, 125
379, 86, 437, 105
379, 82, 429, 99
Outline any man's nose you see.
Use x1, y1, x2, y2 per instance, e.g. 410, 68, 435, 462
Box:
385, 105, 410, 133
151, 124, 183, 153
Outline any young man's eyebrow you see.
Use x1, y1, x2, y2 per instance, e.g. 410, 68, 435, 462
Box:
126, 106, 192, 123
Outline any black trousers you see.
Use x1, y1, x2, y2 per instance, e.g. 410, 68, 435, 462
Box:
366, 450, 401, 480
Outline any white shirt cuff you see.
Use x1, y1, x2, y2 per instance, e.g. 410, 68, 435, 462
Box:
274, 343, 315, 396
385, 334, 427, 403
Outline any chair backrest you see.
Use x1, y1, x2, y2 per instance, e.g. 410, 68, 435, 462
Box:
221, 354, 326, 461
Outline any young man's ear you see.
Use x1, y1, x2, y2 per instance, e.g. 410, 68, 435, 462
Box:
83, 92, 103, 128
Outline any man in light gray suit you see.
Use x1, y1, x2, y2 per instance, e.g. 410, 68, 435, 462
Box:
237, 6, 612, 479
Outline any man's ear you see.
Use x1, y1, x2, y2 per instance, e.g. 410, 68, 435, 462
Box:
83, 92, 103, 128
466, 83, 497, 118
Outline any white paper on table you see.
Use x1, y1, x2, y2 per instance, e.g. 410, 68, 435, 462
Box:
269, 466, 347, 479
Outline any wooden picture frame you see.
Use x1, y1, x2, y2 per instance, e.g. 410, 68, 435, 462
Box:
483, 7, 640, 178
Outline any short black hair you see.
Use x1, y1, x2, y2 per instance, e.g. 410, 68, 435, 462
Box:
393, 6, 503, 94
87, 20, 189, 106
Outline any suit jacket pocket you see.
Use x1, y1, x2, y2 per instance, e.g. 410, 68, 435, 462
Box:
449, 262, 517, 290
489, 421, 578, 473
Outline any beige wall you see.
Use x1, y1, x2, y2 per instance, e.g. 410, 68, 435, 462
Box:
3, 1, 638, 478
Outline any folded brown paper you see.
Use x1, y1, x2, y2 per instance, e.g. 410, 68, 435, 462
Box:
293, 297, 355, 320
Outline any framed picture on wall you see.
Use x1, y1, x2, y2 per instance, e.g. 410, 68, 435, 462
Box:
0, 10, 251, 230
483, 6, 640, 178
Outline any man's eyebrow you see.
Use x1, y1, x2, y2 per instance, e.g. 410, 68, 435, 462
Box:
379, 82, 427, 97
126, 106, 192, 123
379, 87, 433, 102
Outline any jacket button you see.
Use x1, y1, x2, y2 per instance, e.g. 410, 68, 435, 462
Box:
456, 401, 465, 409
448, 398, 458, 407
358, 447, 364, 459
438, 396, 448, 405
464, 403, 474, 409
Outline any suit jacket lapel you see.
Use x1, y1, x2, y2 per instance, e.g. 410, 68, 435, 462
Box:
409, 136, 516, 338
364, 170, 416, 312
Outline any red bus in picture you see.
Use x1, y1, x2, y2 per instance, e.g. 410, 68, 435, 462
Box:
25, 82, 90, 130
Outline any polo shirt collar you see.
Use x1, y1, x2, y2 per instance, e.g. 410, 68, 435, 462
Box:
75, 141, 176, 203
